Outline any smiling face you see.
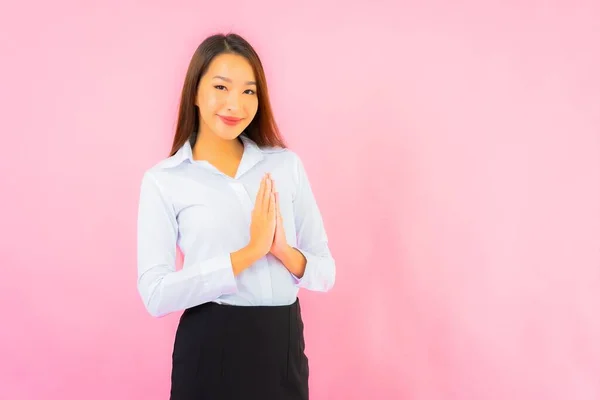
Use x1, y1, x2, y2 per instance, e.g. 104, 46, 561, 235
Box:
195, 52, 259, 141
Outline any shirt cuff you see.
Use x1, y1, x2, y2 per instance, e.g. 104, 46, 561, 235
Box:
181, 253, 238, 295
291, 248, 313, 286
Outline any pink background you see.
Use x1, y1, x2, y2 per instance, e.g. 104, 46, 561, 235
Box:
2, 1, 600, 399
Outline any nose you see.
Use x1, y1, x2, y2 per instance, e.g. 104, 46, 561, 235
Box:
225, 92, 241, 111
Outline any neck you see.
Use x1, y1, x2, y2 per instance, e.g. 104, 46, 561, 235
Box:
193, 130, 244, 162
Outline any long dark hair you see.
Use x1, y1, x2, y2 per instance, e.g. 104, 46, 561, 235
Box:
169, 33, 287, 156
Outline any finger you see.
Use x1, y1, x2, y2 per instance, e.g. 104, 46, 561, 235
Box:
262, 175, 272, 212
275, 192, 282, 219
259, 174, 270, 213
271, 179, 277, 203
256, 174, 266, 206
271, 177, 279, 216
268, 192, 276, 221
253, 176, 266, 217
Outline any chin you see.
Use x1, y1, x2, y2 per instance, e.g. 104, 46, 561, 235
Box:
214, 127, 246, 141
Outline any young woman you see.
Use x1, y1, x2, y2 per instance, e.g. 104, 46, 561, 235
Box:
136, 33, 336, 399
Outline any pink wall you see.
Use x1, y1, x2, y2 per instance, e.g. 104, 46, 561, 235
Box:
2, 1, 599, 399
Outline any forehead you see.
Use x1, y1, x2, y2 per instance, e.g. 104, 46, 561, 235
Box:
205, 53, 255, 80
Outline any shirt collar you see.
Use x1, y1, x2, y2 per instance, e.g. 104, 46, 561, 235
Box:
160, 134, 265, 173
160, 138, 194, 169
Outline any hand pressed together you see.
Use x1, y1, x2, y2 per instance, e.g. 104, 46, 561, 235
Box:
248, 173, 289, 259
244, 172, 306, 279
248, 173, 277, 257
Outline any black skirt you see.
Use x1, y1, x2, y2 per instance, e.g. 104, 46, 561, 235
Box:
170, 298, 309, 400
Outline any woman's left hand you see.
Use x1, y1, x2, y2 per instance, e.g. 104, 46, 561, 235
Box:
270, 182, 289, 257
269, 178, 308, 278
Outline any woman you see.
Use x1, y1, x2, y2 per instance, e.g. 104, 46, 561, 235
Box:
136, 33, 336, 399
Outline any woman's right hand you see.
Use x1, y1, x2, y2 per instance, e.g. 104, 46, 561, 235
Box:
248, 173, 277, 258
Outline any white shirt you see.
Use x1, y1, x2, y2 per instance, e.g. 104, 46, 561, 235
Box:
136, 134, 336, 317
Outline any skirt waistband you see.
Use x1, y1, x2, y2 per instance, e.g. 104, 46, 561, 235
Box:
182, 297, 300, 318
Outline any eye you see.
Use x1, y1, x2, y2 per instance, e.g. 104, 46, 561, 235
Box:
244, 89, 256, 95
214, 85, 227, 91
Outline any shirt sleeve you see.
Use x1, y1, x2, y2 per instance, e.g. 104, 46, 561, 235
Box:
136, 171, 238, 317
289, 153, 336, 292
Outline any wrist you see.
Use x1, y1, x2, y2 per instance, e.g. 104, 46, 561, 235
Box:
231, 244, 265, 276
272, 245, 307, 278
245, 242, 267, 262
272, 244, 294, 262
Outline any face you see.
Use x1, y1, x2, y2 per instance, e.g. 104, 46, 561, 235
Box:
195, 53, 259, 141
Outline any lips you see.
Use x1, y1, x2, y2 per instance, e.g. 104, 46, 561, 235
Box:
218, 115, 243, 126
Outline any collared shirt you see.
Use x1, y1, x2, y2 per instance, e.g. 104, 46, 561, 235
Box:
136, 134, 336, 317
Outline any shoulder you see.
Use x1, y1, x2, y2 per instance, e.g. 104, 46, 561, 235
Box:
259, 144, 288, 155
259, 144, 301, 162
138, 154, 184, 192
259, 147, 312, 192
260, 146, 304, 172
148, 152, 186, 172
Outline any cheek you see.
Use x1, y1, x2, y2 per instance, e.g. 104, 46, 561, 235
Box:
202, 94, 221, 113
245, 99, 259, 118
198, 88, 224, 114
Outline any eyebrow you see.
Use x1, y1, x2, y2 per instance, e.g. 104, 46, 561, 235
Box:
212, 75, 256, 86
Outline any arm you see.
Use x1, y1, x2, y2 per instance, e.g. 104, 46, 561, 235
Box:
282, 153, 336, 292
137, 172, 260, 317
273, 244, 307, 279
